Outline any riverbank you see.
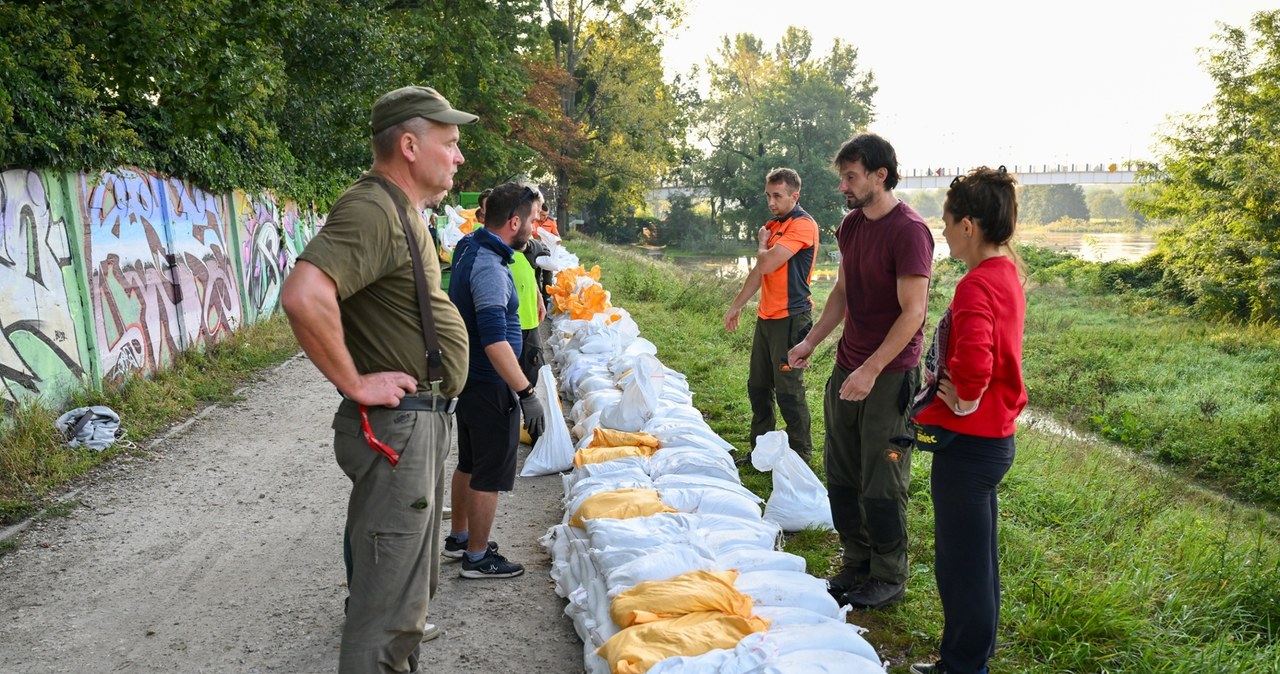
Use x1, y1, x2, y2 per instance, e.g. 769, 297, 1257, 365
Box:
571, 238, 1280, 673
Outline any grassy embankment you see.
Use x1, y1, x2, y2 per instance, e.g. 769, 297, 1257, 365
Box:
1, 315, 299, 528
571, 237, 1280, 673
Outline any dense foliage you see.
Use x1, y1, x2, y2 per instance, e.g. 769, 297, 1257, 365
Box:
678, 27, 877, 242
1131, 9, 1280, 323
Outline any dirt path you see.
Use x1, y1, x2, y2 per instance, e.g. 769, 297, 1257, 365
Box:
0, 355, 582, 673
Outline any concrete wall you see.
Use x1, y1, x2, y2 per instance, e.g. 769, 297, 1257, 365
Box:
0, 167, 321, 408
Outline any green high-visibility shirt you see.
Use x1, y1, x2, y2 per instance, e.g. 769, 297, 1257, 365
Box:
510, 250, 540, 330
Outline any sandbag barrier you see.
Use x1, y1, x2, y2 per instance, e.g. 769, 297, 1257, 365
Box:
519, 235, 885, 674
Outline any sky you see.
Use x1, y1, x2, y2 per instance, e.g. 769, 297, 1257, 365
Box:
661, 0, 1272, 174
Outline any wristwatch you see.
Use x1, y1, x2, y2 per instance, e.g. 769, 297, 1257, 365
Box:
517, 384, 536, 400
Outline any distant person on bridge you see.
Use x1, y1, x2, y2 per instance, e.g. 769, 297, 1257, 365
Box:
908, 166, 1027, 674
281, 85, 475, 674
723, 167, 819, 463
788, 133, 933, 610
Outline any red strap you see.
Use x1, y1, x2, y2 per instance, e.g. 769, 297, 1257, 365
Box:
359, 405, 400, 467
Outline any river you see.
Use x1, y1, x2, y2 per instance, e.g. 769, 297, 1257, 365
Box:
665, 230, 1158, 277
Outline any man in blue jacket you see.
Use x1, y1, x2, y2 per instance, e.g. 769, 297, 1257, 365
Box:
445, 181, 546, 578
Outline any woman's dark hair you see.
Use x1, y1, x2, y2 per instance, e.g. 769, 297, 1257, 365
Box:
944, 166, 1018, 246
833, 134, 900, 190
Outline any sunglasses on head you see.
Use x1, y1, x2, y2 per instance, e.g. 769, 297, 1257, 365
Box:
507, 186, 539, 222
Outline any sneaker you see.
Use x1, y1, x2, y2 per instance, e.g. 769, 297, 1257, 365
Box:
909, 663, 943, 674
827, 563, 868, 601
842, 577, 905, 609
442, 534, 498, 560
422, 622, 443, 642
460, 550, 525, 579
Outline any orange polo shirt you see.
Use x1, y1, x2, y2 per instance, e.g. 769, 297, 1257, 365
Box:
536, 215, 559, 236
758, 206, 818, 320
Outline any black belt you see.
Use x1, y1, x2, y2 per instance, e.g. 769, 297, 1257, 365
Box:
393, 395, 458, 414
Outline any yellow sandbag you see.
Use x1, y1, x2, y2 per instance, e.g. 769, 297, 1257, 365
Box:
589, 428, 660, 449
609, 570, 753, 628
520, 427, 533, 446
572, 444, 658, 468
569, 488, 677, 528
597, 611, 770, 674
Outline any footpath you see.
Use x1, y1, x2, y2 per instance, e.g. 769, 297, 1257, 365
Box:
0, 354, 582, 673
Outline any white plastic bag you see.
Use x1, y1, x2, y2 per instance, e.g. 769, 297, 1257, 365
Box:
751, 431, 834, 532
521, 366, 576, 476
599, 353, 663, 432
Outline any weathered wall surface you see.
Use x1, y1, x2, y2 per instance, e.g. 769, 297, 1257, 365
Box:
1, 167, 321, 408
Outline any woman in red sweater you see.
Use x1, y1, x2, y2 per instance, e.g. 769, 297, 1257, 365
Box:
909, 166, 1027, 674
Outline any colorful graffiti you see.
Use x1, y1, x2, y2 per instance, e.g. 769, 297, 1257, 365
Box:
80, 169, 243, 381
0, 170, 90, 405
0, 164, 316, 406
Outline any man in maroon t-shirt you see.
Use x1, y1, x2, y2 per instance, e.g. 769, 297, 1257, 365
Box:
788, 133, 933, 610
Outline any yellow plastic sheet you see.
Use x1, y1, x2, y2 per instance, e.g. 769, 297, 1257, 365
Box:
609, 570, 754, 628
572, 444, 658, 468
597, 610, 770, 674
588, 428, 661, 449
568, 488, 677, 528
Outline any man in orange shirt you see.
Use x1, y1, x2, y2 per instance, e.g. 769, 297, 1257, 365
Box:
533, 203, 559, 236
724, 168, 819, 462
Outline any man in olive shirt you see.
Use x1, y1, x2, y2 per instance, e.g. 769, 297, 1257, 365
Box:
281, 86, 475, 674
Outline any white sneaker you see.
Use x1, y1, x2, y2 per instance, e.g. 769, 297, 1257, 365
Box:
441, 505, 452, 520
422, 622, 443, 642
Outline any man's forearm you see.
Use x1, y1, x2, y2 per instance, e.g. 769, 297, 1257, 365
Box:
729, 268, 764, 313
804, 283, 847, 347
484, 341, 531, 392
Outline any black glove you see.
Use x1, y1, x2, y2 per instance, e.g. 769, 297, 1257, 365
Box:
519, 391, 546, 443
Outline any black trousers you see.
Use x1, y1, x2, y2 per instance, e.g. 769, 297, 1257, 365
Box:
929, 432, 1015, 674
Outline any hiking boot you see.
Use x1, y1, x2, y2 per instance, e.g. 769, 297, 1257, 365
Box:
842, 577, 905, 609
442, 534, 498, 560
422, 622, 443, 642
460, 550, 525, 579
909, 663, 943, 674
826, 564, 868, 602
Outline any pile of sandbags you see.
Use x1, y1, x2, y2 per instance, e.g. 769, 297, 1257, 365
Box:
526, 238, 883, 674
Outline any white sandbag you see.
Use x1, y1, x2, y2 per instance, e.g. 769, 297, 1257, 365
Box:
714, 548, 808, 574
566, 474, 654, 505
577, 374, 619, 396
520, 366, 577, 476
644, 420, 735, 452
756, 622, 879, 664
653, 474, 762, 503
584, 513, 708, 550
564, 464, 652, 499
621, 337, 659, 357
599, 353, 664, 432
694, 514, 783, 553
752, 605, 847, 627
573, 411, 603, 443
599, 545, 718, 596
581, 389, 623, 416
735, 570, 843, 620
644, 649, 737, 674
660, 487, 763, 520
758, 649, 886, 673
751, 431, 834, 532
648, 447, 740, 483
562, 457, 651, 496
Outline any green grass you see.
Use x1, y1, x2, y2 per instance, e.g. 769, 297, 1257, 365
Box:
0, 314, 299, 527
569, 237, 1280, 673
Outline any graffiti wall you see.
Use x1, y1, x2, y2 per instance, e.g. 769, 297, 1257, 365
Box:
0, 170, 93, 406
0, 167, 316, 407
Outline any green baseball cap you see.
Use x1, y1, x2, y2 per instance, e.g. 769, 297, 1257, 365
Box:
370, 86, 478, 134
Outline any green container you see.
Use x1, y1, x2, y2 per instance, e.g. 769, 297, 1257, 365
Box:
460, 191, 480, 209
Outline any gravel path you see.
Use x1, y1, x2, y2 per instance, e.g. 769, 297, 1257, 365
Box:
0, 354, 582, 673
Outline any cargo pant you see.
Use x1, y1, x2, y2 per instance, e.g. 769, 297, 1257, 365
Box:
823, 365, 917, 584
332, 398, 453, 674
748, 312, 813, 462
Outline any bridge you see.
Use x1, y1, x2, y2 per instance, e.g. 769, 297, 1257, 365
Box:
898, 164, 1138, 189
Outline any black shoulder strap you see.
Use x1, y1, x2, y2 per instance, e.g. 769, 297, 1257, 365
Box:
366, 175, 444, 388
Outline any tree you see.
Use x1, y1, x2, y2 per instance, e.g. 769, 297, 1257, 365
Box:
1086, 189, 1128, 222
1020, 184, 1089, 224
542, 0, 687, 230
693, 27, 876, 240
1131, 10, 1280, 322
